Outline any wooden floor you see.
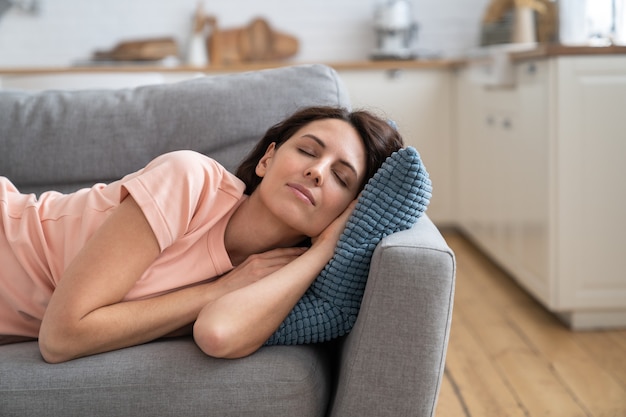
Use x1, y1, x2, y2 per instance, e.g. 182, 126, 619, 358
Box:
435, 232, 626, 417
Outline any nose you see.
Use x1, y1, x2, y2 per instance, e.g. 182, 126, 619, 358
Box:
305, 163, 324, 185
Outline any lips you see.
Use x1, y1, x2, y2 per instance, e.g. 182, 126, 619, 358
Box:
287, 183, 316, 205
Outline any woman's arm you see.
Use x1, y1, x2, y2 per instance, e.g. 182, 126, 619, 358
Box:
39, 195, 307, 363
193, 200, 357, 359
38, 196, 190, 362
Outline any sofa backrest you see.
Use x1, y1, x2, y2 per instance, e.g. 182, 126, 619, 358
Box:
0, 64, 350, 195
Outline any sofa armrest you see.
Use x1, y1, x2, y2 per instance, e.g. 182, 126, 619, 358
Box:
328, 215, 455, 417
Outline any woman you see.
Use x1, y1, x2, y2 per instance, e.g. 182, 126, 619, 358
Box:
0, 106, 404, 363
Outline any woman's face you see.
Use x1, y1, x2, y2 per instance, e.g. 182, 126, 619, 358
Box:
254, 118, 366, 237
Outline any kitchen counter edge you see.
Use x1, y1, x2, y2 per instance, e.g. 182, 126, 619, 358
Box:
0, 59, 460, 75
1, 45, 624, 75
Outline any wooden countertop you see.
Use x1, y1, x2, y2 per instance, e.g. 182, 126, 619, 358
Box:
0, 45, 623, 75
510, 43, 626, 61
455, 44, 626, 68
0, 59, 460, 75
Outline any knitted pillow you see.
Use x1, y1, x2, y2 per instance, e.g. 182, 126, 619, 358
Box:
265, 146, 432, 345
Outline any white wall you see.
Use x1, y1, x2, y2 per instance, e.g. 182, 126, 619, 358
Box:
0, 0, 489, 67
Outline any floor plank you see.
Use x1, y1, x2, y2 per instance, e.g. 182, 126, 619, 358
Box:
444, 312, 529, 417
436, 232, 626, 417
437, 370, 470, 417
574, 331, 626, 388
512, 303, 626, 417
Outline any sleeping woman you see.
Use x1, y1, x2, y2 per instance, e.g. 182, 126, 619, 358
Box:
0, 106, 404, 363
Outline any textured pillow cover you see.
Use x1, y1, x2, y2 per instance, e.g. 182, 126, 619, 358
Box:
265, 146, 432, 345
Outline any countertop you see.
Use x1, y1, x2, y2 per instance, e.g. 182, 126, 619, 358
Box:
0, 44, 624, 75
0, 59, 459, 75
509, 43, 626, 61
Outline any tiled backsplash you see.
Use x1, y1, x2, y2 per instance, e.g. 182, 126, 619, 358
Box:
0, 0, 489, 67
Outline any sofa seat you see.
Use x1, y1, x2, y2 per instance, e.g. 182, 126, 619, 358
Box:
0, 339, 332, 417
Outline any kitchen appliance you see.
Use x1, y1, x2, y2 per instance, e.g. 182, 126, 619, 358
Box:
371, 0, 418, 60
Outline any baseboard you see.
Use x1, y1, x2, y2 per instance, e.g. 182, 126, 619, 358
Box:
556, 310, 626, 331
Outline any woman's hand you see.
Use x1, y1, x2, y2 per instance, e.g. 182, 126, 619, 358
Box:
216, 247, 307, 293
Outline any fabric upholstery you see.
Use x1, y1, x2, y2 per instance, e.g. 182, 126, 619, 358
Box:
329, 216, 456, 417
0, 340, 331, 417
0, 64, 350, 195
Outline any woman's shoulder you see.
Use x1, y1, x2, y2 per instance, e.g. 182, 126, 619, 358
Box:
150, 150, 223, 172
144, 151, 245, 197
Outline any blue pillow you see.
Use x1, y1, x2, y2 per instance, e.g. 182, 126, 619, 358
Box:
265, 146, 432, 345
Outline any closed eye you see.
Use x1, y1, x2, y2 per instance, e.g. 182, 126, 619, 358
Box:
333, 170, 348, 187
298, 148, 315, 157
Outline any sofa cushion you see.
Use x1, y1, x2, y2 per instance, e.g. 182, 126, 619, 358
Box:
0, 339, 332, 417
0, 64, 350, 195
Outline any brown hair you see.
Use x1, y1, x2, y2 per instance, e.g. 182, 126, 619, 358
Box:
236, 106, 404, 195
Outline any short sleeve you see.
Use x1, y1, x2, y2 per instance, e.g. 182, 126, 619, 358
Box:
120, 150, 239, 252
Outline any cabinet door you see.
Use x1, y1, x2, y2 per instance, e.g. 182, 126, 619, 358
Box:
556, 56, 626, 311
456, 62, 551, 305
510, 60, 551, 304
482, 86, 518, 264
455, 68, 486, 238
337, 69, 454, 225
455, 70, 514, 256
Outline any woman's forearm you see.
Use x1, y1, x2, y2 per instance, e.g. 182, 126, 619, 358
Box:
193, 244, 330, 359
40, 247, 309, 363
39, 280, 225, 363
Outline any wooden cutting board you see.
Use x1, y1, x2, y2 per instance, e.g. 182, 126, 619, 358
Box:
93, 37, 179, 61
207, 17, 299, 65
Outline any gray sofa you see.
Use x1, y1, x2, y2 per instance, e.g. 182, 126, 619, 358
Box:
0, 64, 456, 417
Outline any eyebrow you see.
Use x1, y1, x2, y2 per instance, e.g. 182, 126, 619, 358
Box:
302, 134, 360, 178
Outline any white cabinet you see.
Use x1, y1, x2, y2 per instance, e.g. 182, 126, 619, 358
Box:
555, 56, 626, 327
456, 55, 626, 329
337, 68, 455, 226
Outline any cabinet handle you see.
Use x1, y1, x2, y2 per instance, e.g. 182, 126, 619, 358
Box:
486, 116, 495, 126
502, 118, 512, 129
527, 62, 537, 75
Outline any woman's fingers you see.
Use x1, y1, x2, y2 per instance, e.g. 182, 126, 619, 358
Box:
218, 247, 307, 292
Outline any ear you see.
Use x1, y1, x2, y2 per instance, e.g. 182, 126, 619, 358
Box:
255, 142, 276, 178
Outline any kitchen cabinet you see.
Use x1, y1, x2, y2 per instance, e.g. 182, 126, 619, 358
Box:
336, 68, 455, 226
456, 55, 626, 329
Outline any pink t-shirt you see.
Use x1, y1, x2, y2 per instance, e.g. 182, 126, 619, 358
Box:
0, 150, 247, 339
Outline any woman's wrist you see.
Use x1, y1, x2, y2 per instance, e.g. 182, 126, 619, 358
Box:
303, 239, 335, 269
